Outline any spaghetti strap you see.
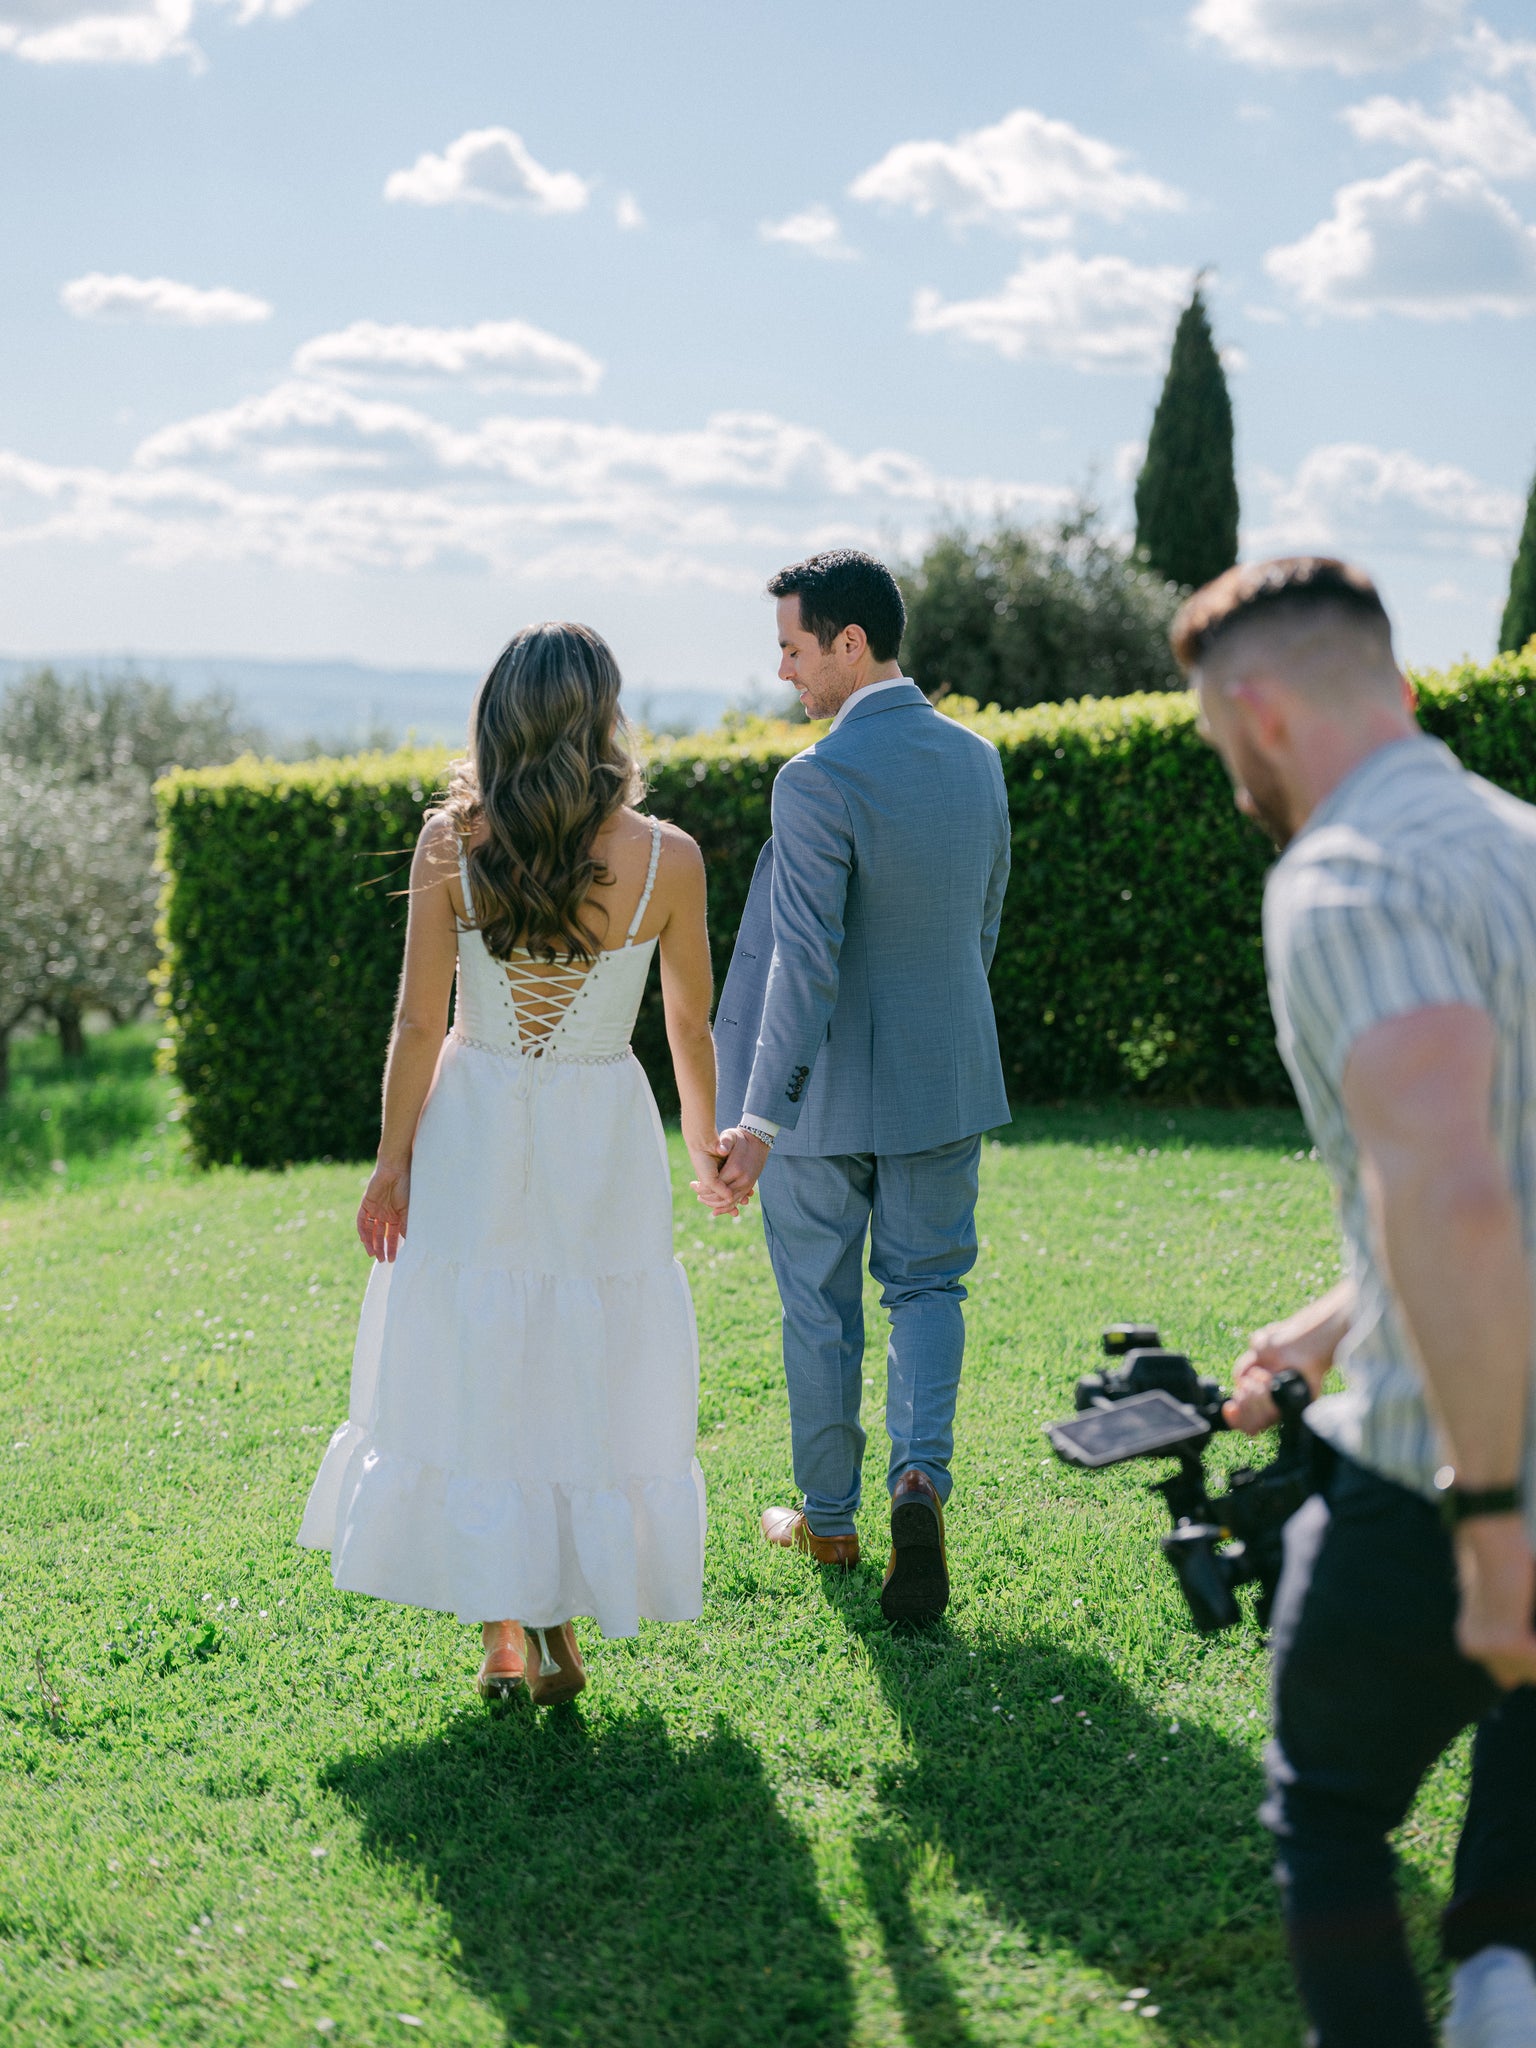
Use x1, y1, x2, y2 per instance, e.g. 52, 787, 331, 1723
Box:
625, 817, 663, 944
456, 840, 474, 927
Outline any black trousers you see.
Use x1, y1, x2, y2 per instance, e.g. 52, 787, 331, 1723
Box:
1263, 1443, 1536, 2046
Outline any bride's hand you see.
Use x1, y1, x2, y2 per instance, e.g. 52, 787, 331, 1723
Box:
357, 1158, 410, 1262
687, 1131, 744, 1219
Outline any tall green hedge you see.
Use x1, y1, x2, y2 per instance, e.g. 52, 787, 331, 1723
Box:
157, 649, 1536, 1166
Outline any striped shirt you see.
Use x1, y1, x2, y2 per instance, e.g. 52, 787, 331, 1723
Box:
1265, 732, 1536, 1541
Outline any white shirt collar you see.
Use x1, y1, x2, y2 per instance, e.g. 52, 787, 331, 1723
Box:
828, 674, 914, 732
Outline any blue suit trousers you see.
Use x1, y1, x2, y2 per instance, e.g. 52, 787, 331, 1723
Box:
757, 1135, 982, 1536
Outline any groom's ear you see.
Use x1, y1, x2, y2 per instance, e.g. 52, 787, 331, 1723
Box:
838, 622, 868, 665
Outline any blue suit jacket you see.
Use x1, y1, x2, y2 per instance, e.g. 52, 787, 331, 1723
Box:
714, 682, 1011, 1157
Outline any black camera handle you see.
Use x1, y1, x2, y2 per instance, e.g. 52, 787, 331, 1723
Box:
1053, 1329, 1320, 1632
1150, 1367, 1314, 1534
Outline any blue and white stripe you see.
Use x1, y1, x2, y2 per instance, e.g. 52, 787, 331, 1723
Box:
1265, 733, 1536, 1541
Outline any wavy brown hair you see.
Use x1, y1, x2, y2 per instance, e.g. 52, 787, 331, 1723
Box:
439, 622, 643, 964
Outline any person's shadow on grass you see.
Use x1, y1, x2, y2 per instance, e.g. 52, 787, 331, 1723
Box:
324, 1703, 854, 2048
825, 1575, 1293, 2048
825, 1575, 1456, 2048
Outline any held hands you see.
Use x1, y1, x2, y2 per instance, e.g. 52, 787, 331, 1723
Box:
689, 1126, 771, 1219
716, 1127, 771, 1206
687, 1131, 744, 1219
357, 1158, 410, 1262
1455, 1515, 1536, 1690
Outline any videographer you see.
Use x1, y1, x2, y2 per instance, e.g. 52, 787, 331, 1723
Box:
1174, 558, 1536, 2048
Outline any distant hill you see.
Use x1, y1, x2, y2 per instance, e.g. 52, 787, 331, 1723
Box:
0, 654, 736, 747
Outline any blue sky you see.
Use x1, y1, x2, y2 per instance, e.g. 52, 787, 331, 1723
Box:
1, 0, 1534, 704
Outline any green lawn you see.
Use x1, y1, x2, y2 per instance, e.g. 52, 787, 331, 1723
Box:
0, 1029, 1473, 2046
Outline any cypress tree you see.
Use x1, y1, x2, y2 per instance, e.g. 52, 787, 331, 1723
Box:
1500, 463, 1536, 654
1134, 284, 1239, 591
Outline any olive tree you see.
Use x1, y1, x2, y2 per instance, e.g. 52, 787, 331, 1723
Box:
0, 760, 73, 1090
900, 503, 1184, 710
0, 667, 260, 783
0, 668, 261, 1075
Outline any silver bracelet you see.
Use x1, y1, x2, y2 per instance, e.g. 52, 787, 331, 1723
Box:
738, 1119, 777, 1150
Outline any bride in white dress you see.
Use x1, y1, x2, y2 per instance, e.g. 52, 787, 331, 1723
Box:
299, 622, 735, 1705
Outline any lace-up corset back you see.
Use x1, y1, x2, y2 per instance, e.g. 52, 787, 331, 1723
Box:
452, 817, 661, 1061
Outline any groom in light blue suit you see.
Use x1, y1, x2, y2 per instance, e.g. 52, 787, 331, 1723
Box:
714, 549, 1010, 1621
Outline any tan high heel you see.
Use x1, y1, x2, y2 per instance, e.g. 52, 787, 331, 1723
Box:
525, 1622, 586, 1705
476, 1621, 527, 1703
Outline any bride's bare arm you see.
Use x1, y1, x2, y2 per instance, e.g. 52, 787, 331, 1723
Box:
654, 825, 735, 1214
357, 814, 461, 1262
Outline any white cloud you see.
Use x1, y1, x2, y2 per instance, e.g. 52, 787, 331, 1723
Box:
129, 382, 1054, 515
0, 378, 1065, 586
1463, 20, 1536, 91
1250, 441, 1523, 558
61, 271, 272, 324
1265, 159, 1536, 316
132, 382, 448, 476
383, 127, 590, 216
759, 205, 858, 261
0, 0, 310, 65
292, 319, 602, 394
911, 252, 1192, 372
1344, 87, 1536, 178
614, 192, 645, 231
1190, 0, 1467, 73
849, 107, 1182, 239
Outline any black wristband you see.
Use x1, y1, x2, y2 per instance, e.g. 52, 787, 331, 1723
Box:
1435, 1470, 1525, 1527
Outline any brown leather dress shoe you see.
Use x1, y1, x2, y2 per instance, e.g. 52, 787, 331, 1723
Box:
880, 1469, 949, 1622
760, 1506, 861, 1569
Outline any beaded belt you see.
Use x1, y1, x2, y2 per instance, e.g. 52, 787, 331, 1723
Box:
448, 1028, 631, 1066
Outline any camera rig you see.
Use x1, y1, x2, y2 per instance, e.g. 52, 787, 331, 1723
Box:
1045, 1325, 1315, 1633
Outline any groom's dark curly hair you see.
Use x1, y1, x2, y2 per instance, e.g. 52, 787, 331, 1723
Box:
768, 549, 906, 663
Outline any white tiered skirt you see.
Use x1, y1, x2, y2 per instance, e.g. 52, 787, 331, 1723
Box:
298, 1037, 706, 1637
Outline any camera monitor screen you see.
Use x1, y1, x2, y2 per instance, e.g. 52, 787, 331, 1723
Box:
1047, 1390, 1212, 1469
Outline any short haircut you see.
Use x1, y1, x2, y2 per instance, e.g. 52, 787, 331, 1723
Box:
768, 549, 906, 663
1170, 556, 1394, 673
